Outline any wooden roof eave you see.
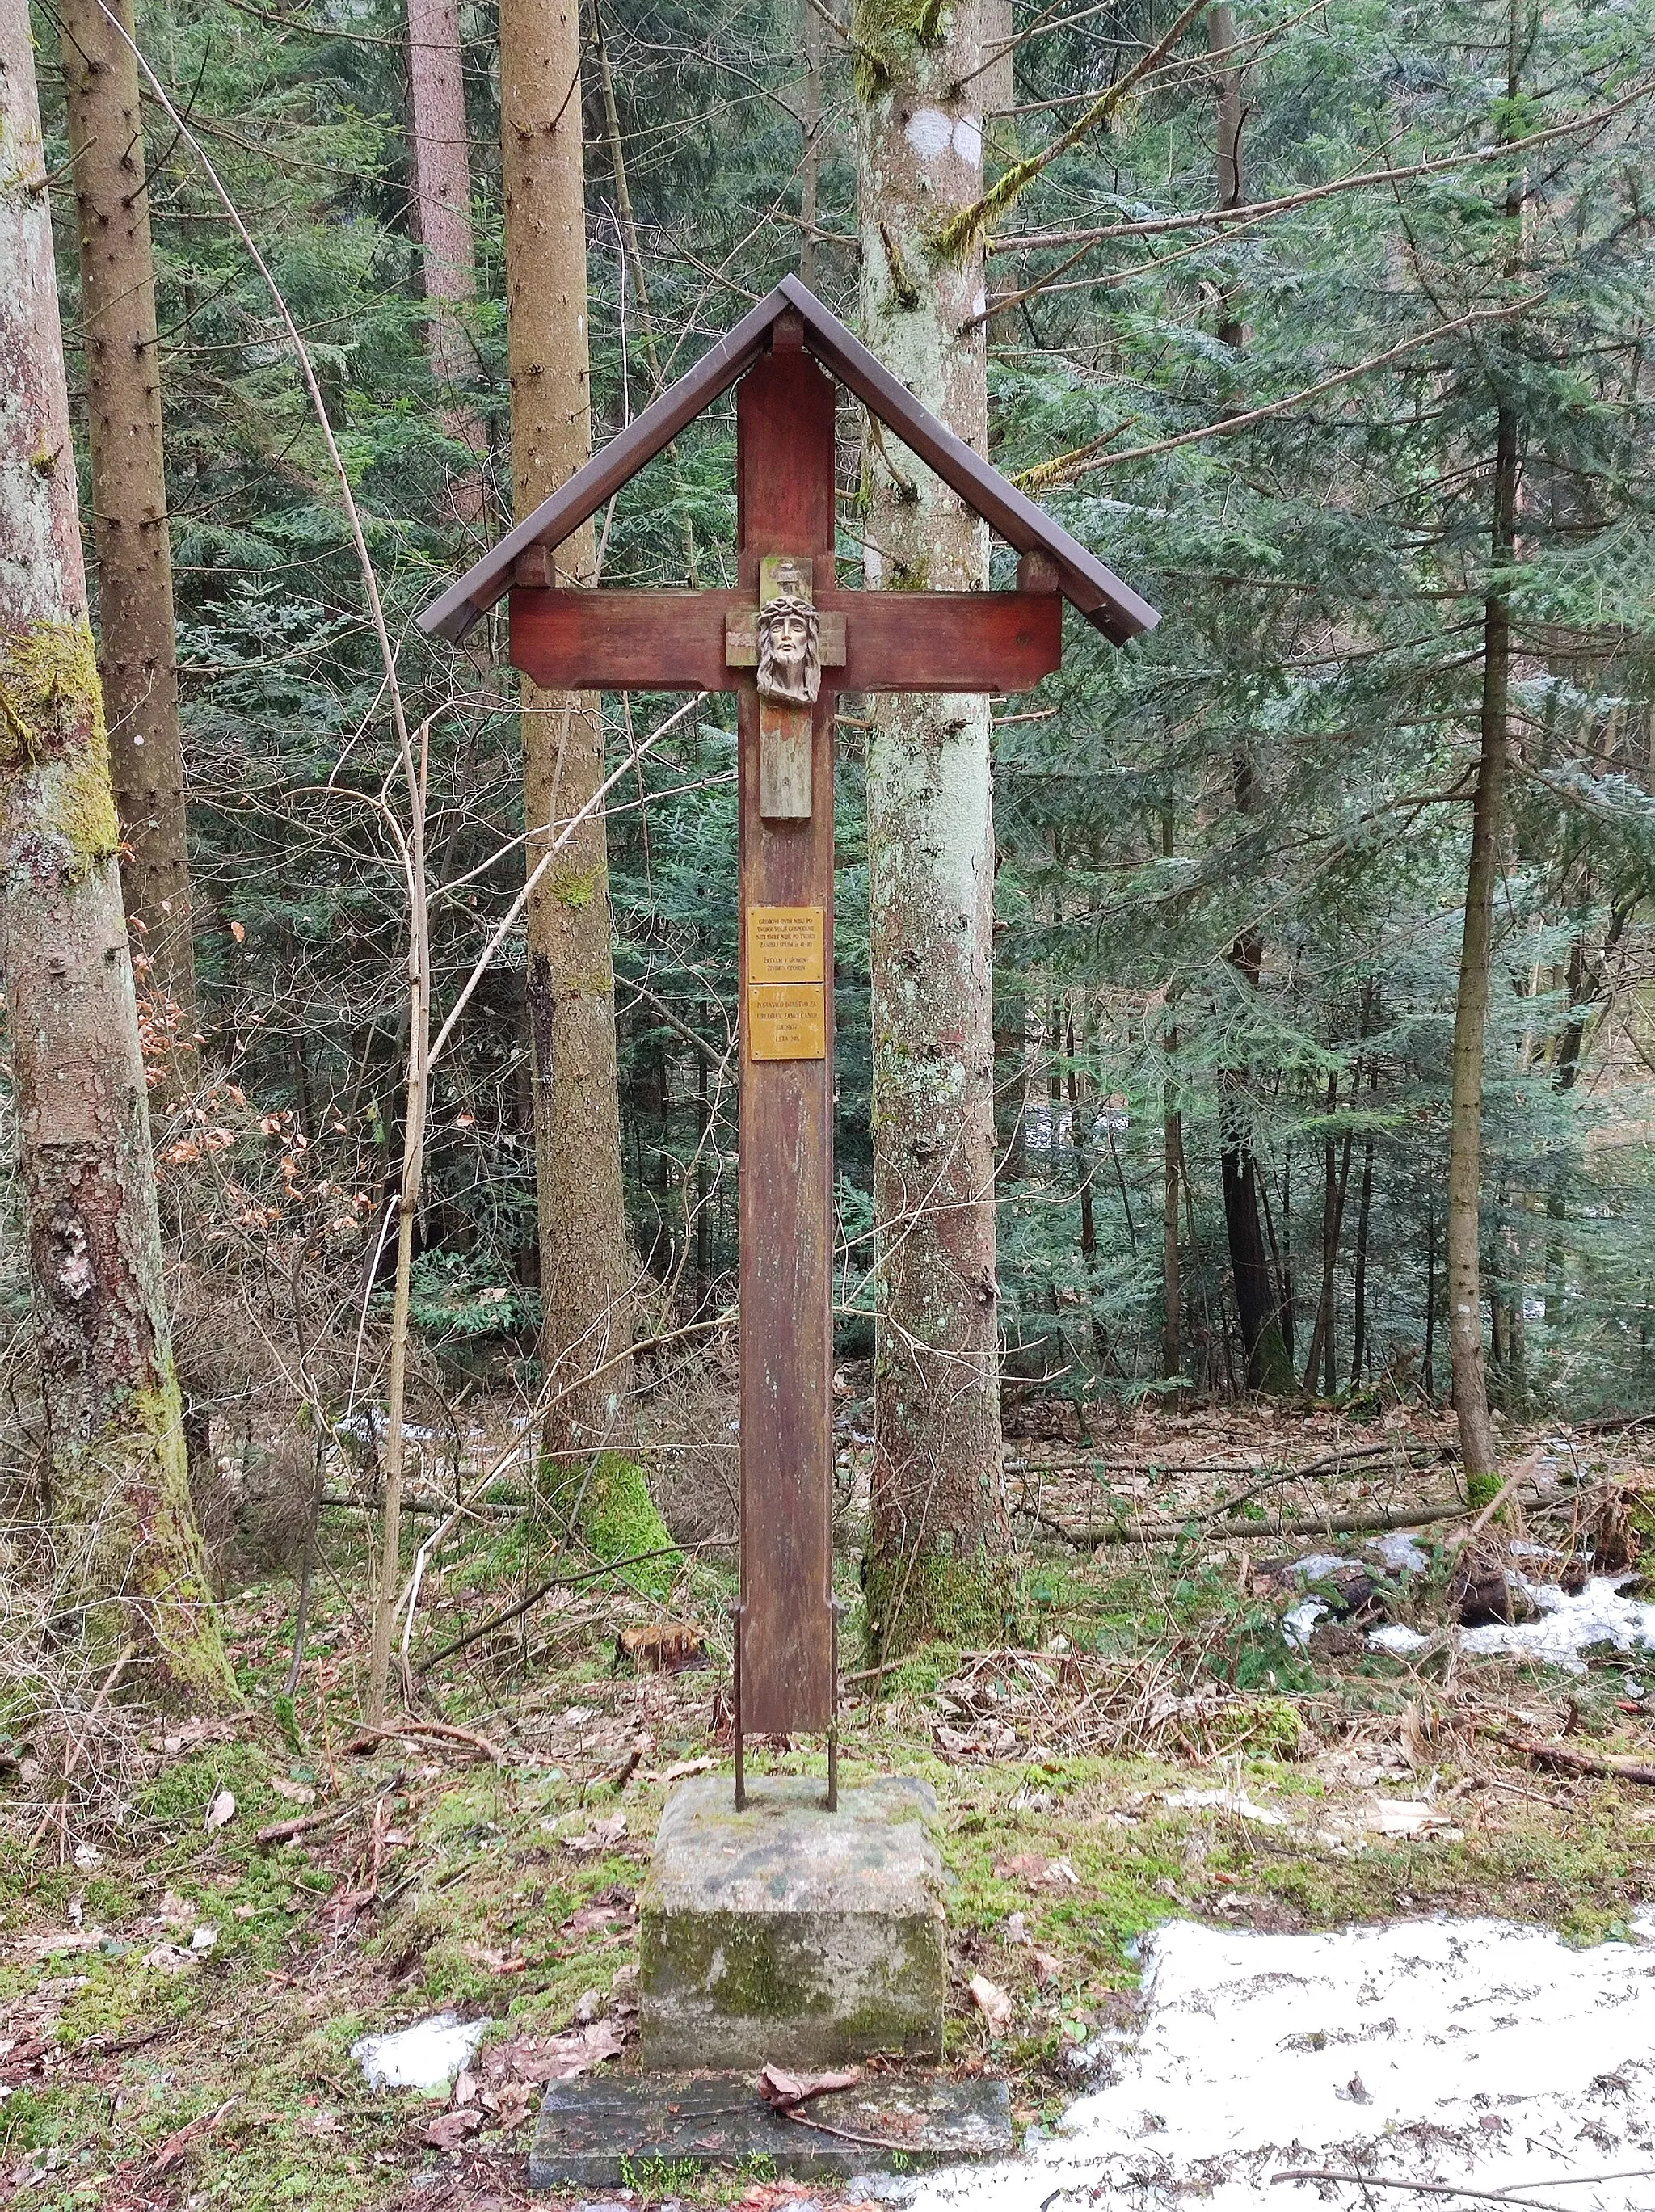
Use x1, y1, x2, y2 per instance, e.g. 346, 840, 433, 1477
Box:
416, 273, 1158, 647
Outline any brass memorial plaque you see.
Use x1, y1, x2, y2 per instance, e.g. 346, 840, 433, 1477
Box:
747, 904, 825, 984
747, 982, 827, 1061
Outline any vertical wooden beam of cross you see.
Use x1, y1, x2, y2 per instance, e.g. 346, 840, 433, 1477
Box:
732, 317, 837, 1748
417, 279, 1159, 1810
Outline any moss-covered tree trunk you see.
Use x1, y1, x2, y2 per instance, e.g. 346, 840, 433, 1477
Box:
0, 3, 235, 1709
855, 0, 1011, 1662
58, 0, 196, 1052
500, 0, 633, 1464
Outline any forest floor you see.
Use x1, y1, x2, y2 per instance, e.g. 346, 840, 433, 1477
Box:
6, 1394, 1655, 2210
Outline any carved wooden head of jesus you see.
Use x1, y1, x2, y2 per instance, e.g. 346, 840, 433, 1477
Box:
756, 560, 821, 707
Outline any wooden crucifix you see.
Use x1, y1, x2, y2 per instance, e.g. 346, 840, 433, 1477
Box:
419, 278, 1157, 1806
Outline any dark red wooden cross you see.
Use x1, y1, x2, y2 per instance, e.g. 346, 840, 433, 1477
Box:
418, 279, 1156, 1798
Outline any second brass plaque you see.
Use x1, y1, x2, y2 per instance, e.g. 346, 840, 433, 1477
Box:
747, 983, 827, 1061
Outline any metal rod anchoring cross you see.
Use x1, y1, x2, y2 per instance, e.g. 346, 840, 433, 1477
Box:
729, 1600, 747, 1812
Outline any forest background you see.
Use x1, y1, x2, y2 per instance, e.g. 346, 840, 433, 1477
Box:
5, 0, 1655, 1689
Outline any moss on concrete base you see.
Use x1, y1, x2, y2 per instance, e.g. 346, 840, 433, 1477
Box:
640, 1775, 945, 2069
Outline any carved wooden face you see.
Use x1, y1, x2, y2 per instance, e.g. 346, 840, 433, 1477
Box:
757, 595, 821, 707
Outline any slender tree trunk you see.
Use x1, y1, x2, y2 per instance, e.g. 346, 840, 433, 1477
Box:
501, 0, 633, 1457
695, 992, 711, 1305
1447, 397, 1518, 1487
406, 0, 486, 515
1543, 903, 1628, 1324
857, 0, 1010, 1658
799, 0, 823, 285
1163, 1056, 1183, 1380
591, 2, 696, 579
1220, 1051, 1291, 1392
1065, 1009, 1097, 1266
407, 0, 478, 381
1208, 2, 1244, 348
993, 986, 1028, 1180
1302, 1071, 1355, 1395
1301, 1073, 1340, 1393
1423, 1186, 1437, 1401
57, 0, 196, 1051
1206, 23, 1287, 1395
0, 4, 233, 1707
1349, 1056, 1377, 1386
1160, 813, 1183, 1384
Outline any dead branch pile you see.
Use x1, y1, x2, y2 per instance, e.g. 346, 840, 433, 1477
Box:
926, 1647, 1314, 1763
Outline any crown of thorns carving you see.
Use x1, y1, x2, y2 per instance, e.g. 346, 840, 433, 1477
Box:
757, 563, 821, 707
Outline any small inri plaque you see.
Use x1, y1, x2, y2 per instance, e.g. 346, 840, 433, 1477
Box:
747, 904, 825, 984
747, 982, 827, 1061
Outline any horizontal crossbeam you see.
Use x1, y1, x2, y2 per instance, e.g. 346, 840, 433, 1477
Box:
508, 586, 1062, 696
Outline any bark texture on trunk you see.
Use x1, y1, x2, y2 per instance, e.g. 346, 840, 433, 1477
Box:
1447, 398, 1518, 1487
799, 0, 823, 284
407, 0, 478, 385
856, 0, 1010, 1661
407, 0, 486, 516
57, 0, 195, 1046
1219, 1062, 1291, 1392
0, 2, 233, 1708
500, 0, 632, 1457
1207, 11, 1287, 1395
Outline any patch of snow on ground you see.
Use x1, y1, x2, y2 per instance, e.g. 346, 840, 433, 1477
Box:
898, 1918, 1655, 2211
1367, 1622, 1430, 1655
1367, 1530, 1430, 1573
352, 2012, 489, 2090
1282, 1598, 1327, 1649
1161, 1788, 1288, 1826
1461, 1574, 1655, 1673
1289, 1553, 1346, 1582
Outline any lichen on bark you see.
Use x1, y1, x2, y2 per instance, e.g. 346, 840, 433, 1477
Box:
0, 615, 121, 867
855, 0, 1013, 1662
2, 0, 236, 1710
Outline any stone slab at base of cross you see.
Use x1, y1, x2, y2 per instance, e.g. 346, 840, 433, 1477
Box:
528, 2069, 1011, 2190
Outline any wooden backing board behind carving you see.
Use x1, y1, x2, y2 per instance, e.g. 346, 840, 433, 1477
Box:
736, 335, 836, 1735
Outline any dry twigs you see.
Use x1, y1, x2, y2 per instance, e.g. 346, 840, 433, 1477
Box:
929, 1645, 1307, 1763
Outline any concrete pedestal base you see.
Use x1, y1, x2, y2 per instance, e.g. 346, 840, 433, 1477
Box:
638, 1774, 945, 2070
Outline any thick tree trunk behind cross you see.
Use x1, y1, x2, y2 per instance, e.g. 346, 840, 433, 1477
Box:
856, 0, 1011, 1661
0, 0, 234, 1709
499, 0, 632, 1458
58, 0, 196, 1052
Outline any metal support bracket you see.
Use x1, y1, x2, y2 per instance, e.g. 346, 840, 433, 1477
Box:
826, 1599, 843, 1812
729, 1601, 747, 1812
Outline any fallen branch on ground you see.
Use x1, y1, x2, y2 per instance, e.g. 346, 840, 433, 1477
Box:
343, 1717, 506, 1763
1049, 1496, 1478, 1547
780, 2105, 936, 2154
1274, 2171, 1590, 2207
416, 1540, 735, 1673
1498, 1734, 1655, 1789
255, 1802, 358, 1848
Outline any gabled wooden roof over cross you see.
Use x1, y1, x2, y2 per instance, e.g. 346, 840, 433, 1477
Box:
418, 272, 1158, 653
418, 279, 1157, 1810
